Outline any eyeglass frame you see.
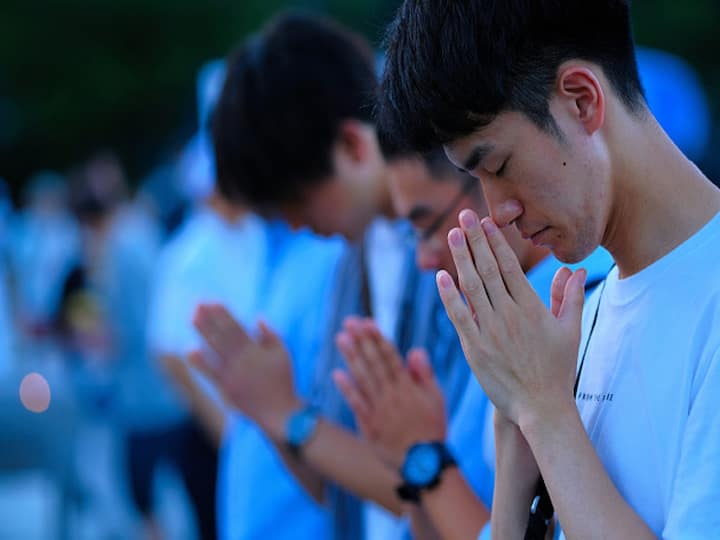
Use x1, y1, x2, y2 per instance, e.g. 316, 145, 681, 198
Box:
410, 176, 479, 244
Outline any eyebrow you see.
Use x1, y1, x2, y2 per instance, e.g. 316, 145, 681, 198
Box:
459, 143, 495, 173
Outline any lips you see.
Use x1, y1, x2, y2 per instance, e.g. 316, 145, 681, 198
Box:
520, 226, 551, 246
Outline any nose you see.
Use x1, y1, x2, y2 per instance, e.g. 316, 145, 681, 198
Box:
480, 181, 523, 228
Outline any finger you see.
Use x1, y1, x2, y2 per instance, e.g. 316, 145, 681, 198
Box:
332, 369, 374, 438
362, 319, 404, 383
480, 218, 538, 305
406, 348, 445, 409
459, 209, 508, 308
558, 269, 587, 334
188, 350, 222, 385
336, 331, 378, 405
342, 316, 365, 333
347, 325, 388, 391
406, 348, 433, 386
194, 304, 252, 357
448, 227, 492, 320
550, 267, 573, 318
436, 270, 483, 354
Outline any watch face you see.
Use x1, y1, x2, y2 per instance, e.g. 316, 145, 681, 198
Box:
288, 409, 318, 446
402, 444, 441, 487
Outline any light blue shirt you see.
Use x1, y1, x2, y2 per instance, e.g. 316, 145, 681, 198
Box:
218, 220, 344, 540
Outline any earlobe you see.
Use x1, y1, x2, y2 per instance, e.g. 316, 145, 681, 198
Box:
557, 66, 605, 135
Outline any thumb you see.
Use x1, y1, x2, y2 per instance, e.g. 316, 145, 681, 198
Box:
188, 350, 221, 384
558, 269, 586, 333
550, 267, 573, 318
258, 320, 282, 347
332, 369, 374, 438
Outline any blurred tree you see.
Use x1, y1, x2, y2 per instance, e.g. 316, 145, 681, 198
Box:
0, 0, 717, 195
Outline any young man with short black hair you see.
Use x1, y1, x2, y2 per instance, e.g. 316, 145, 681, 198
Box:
378, 1, 720, 538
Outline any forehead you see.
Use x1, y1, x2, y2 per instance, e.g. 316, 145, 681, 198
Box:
389, 159, 457, 203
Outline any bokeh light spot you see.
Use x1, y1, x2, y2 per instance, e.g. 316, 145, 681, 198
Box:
19, 373, 51, 413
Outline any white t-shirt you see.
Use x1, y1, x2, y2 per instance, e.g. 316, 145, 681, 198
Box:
147, 208, 267, 407
365, 217, 408, 339
559, 211, 720, 538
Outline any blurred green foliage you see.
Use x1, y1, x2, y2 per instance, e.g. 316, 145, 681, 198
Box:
1, 0, 718, 194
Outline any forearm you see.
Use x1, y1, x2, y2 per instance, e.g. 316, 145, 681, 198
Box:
521, 403, 656, 540
421, 468, 490, 540
299, 420, 405, 514
490, 420, 540, 540
262, 408, 404, 515
409, 506, 442, 540
161, 353, 225, 448
273, 439, 327, 504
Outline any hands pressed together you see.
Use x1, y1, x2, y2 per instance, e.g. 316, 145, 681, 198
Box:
189, 304, 300, 440
187, 208, 588, 472
437, 209, 586, 431
333, 316, 447, 467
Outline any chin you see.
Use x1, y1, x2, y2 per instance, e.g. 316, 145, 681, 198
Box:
551, 240, 597, 265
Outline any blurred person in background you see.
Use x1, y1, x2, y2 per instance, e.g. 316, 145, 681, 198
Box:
8, 170, 81, 362
142, 58, 274, 540
66, 151, 178, 538
192, 12, 473, 540
332, 148, 611, 540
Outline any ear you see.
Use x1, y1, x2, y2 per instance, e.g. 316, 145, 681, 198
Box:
556, 64, 605, 135
336, 119, 372, 163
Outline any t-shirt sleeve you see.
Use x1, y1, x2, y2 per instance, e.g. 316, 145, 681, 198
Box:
146, 255, 197, 356
662, 347, 720, 539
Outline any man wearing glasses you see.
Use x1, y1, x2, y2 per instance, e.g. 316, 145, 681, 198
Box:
332, 149, 611, 540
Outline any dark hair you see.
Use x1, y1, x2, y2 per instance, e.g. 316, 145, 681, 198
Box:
385, 145, 467, 184
212, 12, 377, 209
378, 0, 646, 153
71, 151, 128, 223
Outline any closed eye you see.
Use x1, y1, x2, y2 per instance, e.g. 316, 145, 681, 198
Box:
496, 159, 509, 177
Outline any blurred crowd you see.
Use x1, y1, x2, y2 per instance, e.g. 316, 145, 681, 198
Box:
0, 5, 717, 540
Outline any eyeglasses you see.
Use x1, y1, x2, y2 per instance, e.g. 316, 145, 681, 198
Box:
411, 177, 478, 244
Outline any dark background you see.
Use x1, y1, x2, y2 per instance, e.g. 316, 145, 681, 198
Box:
2, 0, 719, 195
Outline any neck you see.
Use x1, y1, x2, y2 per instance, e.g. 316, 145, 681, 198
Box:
602, 112, 720, 278
522, 246, 551, 274
206, 193, 247, 223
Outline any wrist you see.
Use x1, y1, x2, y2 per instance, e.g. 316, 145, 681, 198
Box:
518, 397, 578, 449
258, 396, 302, 441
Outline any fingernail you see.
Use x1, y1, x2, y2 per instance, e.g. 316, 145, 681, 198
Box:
336, 333, 349, 348
437, 271, 453, 290
460, 210, 479, 229
449, 228, 464, 248
481, 218, 498, 234
579, 268, 587, 285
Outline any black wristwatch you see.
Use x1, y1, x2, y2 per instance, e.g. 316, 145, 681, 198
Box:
396, 441, 457, 504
